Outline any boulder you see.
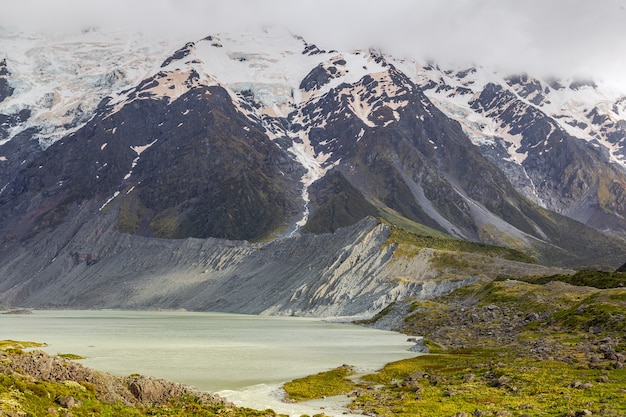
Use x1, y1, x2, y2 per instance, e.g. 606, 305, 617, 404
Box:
55, 395, 76, 409
128, 376, 173, 403
408, 337, 430, 353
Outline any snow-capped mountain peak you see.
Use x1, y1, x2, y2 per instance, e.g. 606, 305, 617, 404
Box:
3, 27, 626, 265
0, 28, 192, 147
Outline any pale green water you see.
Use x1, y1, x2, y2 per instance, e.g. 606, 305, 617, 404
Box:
0, 310, 417, 392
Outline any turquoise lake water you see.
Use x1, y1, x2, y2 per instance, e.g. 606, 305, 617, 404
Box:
1, 309, 417, 389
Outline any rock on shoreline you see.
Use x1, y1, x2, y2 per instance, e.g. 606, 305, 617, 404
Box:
1, 308, 33, 314
0, 349, 228, 407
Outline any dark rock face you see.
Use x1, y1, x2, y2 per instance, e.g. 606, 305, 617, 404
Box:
55, 395, 77, 409
408, 337, 429, 353
471, 82, 626, 236
2, 50, 621, 269
504, 73, 546, 105
570, 79, 598, 90
0, 59, 29, 140
160, 42, 195, 67
300, 64, 334, 92
420, 63, 626, 245
128, 376, 176, 403
304, 170, 378, 234
615, 261, 626, 272
0, 108, 31, 141
114, 86, 303, 241
299, 59, 348, 92
0, 58, 13, 103
302, 42, 325, 55
293, 64, 625, 265
0, 74, 304, 242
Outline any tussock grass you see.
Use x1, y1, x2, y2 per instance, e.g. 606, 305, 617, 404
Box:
0, 340, 45, 352
58, 353, 86, 360
383, 223, 536, 264
355, 351, 626, 417
350, 278, 626, 416
377, 209, 449, 239
520, 269, 626, 289
283, 365, 357, 402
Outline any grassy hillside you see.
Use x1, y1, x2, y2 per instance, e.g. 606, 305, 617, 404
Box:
356, 278, 626, 416
284, 277, 626, 416
383, 223, 536, 264
517, 269, 626, 289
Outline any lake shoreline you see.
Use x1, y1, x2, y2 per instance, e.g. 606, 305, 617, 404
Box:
1, 309, 418, 416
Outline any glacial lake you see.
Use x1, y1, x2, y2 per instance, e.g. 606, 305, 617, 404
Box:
1, 310, 419, 416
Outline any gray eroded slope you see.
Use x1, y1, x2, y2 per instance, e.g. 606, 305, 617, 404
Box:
0, 205, 566, 317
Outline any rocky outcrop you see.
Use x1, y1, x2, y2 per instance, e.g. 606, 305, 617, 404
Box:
0, 350, 226, 406
370, 278, 626, 370
0, 58, 13, 103
127, 375, 213, 404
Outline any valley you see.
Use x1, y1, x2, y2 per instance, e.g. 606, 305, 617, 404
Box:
2, 272, 625, 417
1, 18, 626, 417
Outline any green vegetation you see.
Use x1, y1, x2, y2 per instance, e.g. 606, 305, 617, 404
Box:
429, 251, 473, 270
1, 374, 142, 417
519, 269, 626, 289
422, 339, 445, 354
466, 279, 594, 312
354, 350, 626, 417
117, 193, 150, 234
376, 208, 449, 239
383, 223, 536, 264
58, 353, 86, 360
4, 270, 626, 417
287, 274, 626, 416
283, 365, 357, 402
0, 375, 282, 417
552, 290, 626, 335
478, 223, 531, 253
343, 278, 626, 416
149, 212, 181, 238
0, 340, 45, 352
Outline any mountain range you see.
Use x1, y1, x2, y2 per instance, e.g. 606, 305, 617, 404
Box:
1, 27, 625, 314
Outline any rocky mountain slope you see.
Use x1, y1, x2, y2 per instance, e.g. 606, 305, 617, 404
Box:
1, 27, 626, 314
410, 65, 626, 236
0, 215, 565, 317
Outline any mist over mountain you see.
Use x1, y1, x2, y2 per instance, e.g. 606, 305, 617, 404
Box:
1, 26, 625, 314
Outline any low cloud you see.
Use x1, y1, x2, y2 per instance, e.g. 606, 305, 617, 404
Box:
2, 0, 626, 89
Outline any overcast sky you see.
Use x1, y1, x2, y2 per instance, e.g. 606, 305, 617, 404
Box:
2, 0, 626, 89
